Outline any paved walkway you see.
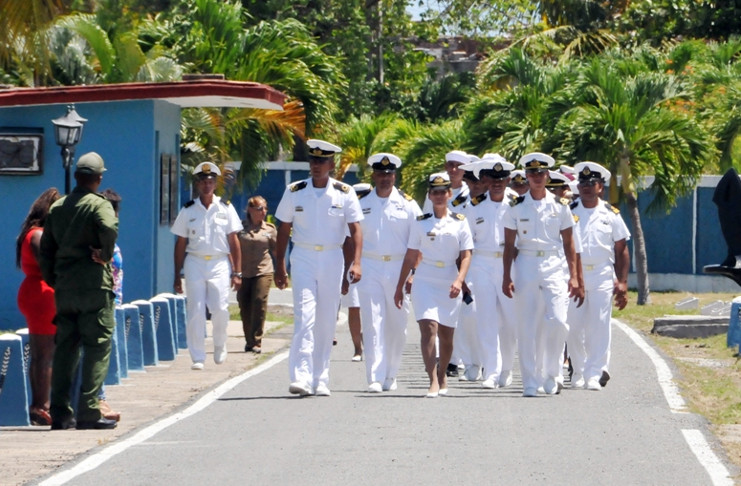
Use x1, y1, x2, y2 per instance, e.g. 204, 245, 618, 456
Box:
0, 290, 300, 486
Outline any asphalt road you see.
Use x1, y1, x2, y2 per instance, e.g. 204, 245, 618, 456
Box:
34, 304, 737, 486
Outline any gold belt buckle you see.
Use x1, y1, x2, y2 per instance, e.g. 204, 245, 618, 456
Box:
494, 252, 503, 258
435, 261, 444, 268
536, 250, 545, 257
203, 255, 212, 261
314, 245, 324, 251
382, 255, 392, 262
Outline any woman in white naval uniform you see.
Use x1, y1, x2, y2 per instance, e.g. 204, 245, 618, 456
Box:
274, 139, 363, 397
358, 153, 422, 393
395, 172, 473, 398
502, 152, 582, 397
567, 162, 630, 390
461, 155, 520, 389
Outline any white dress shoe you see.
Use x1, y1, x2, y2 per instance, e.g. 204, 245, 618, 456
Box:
289, 382, 312, 396
586, 378, 602, 391
498, 370, 513, 388
214, 346, 227, 364
438, 388, 448, 396
315, 383, 331, 396
462, 366, 481, 382
522, 387, 538, 397
481, 377, 499, 389
543, 377, 559, 395
351, 354, 362, 362
368, 382, 383, 393
425, 391, 439, 398
191, 362, 204, 370
382, 378, 397, 391
571, 375, 585, 389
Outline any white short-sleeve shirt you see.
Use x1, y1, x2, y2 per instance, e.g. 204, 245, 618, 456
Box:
571, 200, 631, 265
503, 191, 574, 251
170, 196, 242, 256
359, 187, 422, 256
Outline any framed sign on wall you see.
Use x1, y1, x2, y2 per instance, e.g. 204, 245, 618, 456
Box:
0, 131, 43, 174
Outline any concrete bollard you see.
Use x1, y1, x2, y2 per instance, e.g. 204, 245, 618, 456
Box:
149, 296, 176, 361
114, 305, 128, 379
157, 293, 188, 349
130, 300, 159, 367
727, 297, 741, 349
14, 328, 32, 409
0, 334, 30, 426
121, 303, 145, 372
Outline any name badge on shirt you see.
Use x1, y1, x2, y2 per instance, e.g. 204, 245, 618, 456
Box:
215, 214, 227, 222
363, 208, 371, 214
427, 231, 436, 241
295, 206, 304, 212
476, 217, 484, 225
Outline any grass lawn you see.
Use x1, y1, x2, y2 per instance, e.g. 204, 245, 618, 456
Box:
615, 291, 741, 470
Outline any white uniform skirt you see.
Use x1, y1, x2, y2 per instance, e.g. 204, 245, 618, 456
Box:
411, 274, 462, 328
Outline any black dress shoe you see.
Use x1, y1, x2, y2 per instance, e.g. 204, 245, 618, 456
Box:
599, 370, 611, 387
446, 363, 459, 378
50, 417, 76, 430
244, 344, 253, 352
76, 417, 118, 430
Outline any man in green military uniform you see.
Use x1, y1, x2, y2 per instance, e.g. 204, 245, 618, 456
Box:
40, 152, 119, 430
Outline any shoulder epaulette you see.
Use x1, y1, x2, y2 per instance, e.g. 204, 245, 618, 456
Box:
266, 222, 276, 229
290, 181, 308, 192
573, 214, 580, 223
398, 189, 414, 201
333, 181, 350, 193
451, 193, 467, 207
184, 200, 195, 208
357, 189, 372, 199
417, 213, 432, 221
510, 196, 525, 207
559, 197, 570, 206
221, 199, 231, 206
452, 212, 465, 221
570, 200, 579, 210
471, 193, 487, 206
604, 201, 620, 214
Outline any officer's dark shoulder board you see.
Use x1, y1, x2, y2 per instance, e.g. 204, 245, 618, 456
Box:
333, 181, 350, 193
570, 200, 580, 210
357, 189, 372, 199
184, 200, 195, 208
398, 189, 414, 201
604, 201, 620, 214
510, 195, 525, 207
451, 212, 466, 221
451, 193, 467, 206
470, 193, 487, 206
289, 180, 308, 192
417, 213, 432, 221
220, 199, 232, 207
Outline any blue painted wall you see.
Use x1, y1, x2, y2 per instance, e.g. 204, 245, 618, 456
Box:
0, 100, 180, 330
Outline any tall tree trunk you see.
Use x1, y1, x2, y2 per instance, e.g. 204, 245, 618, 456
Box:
625, 191, 650, 305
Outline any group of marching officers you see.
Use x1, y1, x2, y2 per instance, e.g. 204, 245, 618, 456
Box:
274, 139, 630, 398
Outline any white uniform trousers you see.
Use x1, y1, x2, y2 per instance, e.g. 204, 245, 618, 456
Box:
358, 258, 409, 385
454, 295, 481, 370
183, 255, 231, 363
514, 255, 570, 390
289, 246, 344, 389
567, 263, 614, 382
468, 255, 517, 381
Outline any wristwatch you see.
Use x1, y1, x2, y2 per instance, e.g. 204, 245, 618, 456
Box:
232, 272, 243, 278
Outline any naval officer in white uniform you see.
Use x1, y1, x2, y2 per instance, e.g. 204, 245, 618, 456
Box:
395, 172, 473, 398
567, 162, 630, 390
274, 139, 363, 397
502, 152, 582, 397
462, 154, 520, 389
358, 153, 422, 393
172, 162, 243, 370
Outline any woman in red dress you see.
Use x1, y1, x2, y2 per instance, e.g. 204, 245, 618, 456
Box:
16, 188, 61, 425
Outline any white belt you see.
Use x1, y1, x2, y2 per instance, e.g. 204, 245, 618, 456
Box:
189, 253, 226, 261
293, 242, 342, 251
363, 253, 404, 262
518, 249, 560, 257
422, 259, 455, 268
474, 249, 503, 258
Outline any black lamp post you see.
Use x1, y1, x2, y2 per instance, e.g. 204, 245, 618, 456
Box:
51, 105, 87, 194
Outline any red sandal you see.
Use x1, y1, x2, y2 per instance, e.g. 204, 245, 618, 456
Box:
29, 408, 52, 426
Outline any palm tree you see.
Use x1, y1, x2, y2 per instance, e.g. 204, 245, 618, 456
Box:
554, 54, 717, 304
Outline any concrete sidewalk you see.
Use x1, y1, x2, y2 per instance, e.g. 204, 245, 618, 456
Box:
1, 290, 300, 486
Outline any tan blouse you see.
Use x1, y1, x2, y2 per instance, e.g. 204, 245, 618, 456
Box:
239, 220, 277, 278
